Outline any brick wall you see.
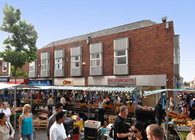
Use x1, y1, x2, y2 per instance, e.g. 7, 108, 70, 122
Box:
0, 60, 9, 76
36, 21, 174, 89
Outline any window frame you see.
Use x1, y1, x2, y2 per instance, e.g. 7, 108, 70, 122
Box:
2, 62, 7, 72
114, 49, 128, 65
90, 53, 102, 67
55, 58, 63, 70
41, 59, 50, 70
71, 56, 81, 68
29, 62, 36, 72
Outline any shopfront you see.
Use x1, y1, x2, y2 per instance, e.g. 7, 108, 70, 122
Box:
88, 75, 167, 107
54, 78, 85, 86
29, 79, 53, 86
0, 77, 10, 84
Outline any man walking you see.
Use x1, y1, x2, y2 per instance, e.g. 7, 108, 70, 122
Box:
50, 111, 70, 140
47, 103, 63, 140
114, 105, 133, 140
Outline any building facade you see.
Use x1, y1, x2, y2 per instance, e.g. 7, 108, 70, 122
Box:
0, 58, 29, 84
29, 19, 180, 106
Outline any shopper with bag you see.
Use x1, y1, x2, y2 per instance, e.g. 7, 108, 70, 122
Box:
0, 113, 15, 140
0, 102, 11, 122
19, 104, 35, 140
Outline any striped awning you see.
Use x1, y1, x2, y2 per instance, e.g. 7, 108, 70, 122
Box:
87, 87, 135, 93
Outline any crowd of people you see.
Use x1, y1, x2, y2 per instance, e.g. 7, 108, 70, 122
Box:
1, 90, 195, 140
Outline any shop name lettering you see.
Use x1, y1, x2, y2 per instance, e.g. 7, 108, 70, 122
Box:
107, 78, 135, 84
63, 80, 71, 85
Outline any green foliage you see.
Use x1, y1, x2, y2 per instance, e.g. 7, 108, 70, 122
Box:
0, 3, 38, 79
11, 66, 28, 78
184, 81, 190, 86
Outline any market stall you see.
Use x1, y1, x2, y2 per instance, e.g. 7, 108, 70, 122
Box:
143, 88, 195, 139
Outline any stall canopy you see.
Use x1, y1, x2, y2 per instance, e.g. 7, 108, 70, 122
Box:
87, 87, 135, 93
143, 88, 195, 96
0, 84, 17, 90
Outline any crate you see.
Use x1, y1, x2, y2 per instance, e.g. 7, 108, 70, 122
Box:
33, 118, 48, 130
84, 127, 102, 138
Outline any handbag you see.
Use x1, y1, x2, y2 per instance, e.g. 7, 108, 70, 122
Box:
7, 122, 12, 135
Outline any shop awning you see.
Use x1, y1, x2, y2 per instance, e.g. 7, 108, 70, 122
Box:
6, 81, 23, 84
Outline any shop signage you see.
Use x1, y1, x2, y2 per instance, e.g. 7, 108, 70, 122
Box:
29, 80, 52, 86
0, 77, 9, 82
107, 77, 136, 85
63, 80, 72, 85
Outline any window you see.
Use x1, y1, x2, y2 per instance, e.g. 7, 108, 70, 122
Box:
2, 62, 7, 72
29, 62, 36, 71
90, 53, 101, 67
41, 60, 49, 70
55, 58, 62, 70
114, 50, 128, 65
71, 56, 80, 68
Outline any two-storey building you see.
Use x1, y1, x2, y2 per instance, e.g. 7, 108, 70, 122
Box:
29, 19, 180, 106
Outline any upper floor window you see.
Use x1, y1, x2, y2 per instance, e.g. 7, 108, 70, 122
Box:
114, 50, 128, 65
90, 53, 101, 67
29, 62, 36, 71
41, 60, 49, 70
55, 58, 62, 70
71, 56, 80, 68
2, 62, 7, 72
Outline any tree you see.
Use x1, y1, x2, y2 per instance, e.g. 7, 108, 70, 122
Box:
184, 81, 190, 86
0, 4, 38, 129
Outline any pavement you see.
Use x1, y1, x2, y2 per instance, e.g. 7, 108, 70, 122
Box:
13, 130, 47, 140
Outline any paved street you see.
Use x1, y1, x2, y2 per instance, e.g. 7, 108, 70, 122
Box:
13, 130, 47, 140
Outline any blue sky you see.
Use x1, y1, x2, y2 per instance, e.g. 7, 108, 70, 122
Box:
0, 0, 194, 82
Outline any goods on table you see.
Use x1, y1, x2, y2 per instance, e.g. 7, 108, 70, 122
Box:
84, 120, 101, 129
84, 120, 102, 140
171, 114, 192, 125
137, 105, 154, 111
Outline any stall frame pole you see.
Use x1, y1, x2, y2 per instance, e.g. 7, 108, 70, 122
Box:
166, 91, 169, 139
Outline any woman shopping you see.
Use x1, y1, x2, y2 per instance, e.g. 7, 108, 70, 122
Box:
0, 113, 15, 140
19, 104, 35, 140
131, 121, 148, 140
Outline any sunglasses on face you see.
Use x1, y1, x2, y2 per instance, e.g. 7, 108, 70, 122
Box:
130, 129, 138, 133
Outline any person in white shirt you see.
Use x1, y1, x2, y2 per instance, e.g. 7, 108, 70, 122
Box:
0, 102, 11, 122
60, 95, 67, 107
50, 111, 70, 140
98, 97, 105, 126
0, 112, 15, 140
47, 95, 54, 117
